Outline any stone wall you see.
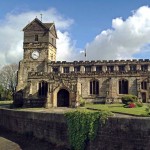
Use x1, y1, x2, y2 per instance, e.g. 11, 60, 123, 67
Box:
0, 108, 68, 147
87, 117, 150, 150
0, 108, 150, 150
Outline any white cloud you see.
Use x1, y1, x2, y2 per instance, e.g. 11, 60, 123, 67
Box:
0, 8, 74, 65
86, 6, 150, 60
2, 6, 150, 65
56, 31, 75, 61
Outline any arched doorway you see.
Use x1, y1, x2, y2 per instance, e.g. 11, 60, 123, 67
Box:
57, 89, 69, 107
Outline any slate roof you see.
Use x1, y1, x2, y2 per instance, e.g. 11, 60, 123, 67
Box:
43, 23, 54, 29
23, 18, 57, 38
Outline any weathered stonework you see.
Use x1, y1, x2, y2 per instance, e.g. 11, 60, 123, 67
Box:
15, 18, 150, 108
0, 109, 150, 150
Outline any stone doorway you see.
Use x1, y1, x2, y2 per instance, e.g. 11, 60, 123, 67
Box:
141, 92, 146, 103
57, 89, 69, 107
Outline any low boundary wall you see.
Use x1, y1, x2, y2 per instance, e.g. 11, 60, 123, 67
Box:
0, 108, 150, 150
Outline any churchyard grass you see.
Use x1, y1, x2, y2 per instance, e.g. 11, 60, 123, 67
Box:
85, 103, 148, 116
0, 100, 149, 116
0, 100, 13, 107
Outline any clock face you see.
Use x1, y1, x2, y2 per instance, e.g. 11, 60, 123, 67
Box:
31, 50, 39, 59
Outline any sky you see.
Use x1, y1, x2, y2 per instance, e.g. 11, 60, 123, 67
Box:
1, 0, 150, 65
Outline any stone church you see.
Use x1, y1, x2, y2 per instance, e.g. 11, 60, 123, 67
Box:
15, 18, 150, 108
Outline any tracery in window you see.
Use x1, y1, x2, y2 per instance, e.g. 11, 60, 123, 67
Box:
90, 80, 99, 95
119, 79, 128, 94
38, 81, 48, 97
141, 81, 147, 90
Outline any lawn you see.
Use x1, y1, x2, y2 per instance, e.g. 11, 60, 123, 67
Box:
85, 103, 149, 116
0, 100, 149, 116
0, 100, 13, 108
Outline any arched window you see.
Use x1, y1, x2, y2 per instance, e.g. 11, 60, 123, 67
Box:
141, 81, 147, 90
90, 80, 99, 95
38, 81, 48, 97
119, 79, 128, 94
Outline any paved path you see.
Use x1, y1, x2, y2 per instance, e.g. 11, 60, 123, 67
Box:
113, 113, 135, 118
0, 137, 22, 150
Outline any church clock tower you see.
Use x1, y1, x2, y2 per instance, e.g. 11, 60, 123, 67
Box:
16, 18, 57, 92
23, 18, 57, 63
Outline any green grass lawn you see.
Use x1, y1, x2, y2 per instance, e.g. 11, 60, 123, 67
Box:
85, 103, 149, 116
0, 100, 13, 107
0, 100, 149, 117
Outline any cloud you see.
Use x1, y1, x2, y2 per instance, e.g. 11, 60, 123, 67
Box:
56, 31, 75, 60
86, 6, 150, 60
2, 6, 150, 65
0, 8, 74, 65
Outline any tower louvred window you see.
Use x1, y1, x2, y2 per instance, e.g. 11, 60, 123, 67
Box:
35, 35, 38, 41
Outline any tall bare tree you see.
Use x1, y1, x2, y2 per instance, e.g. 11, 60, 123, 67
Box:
0, 63, 18, 99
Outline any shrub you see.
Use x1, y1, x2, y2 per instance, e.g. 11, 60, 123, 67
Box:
145, 104, 150, 115
13, 99, 23, 107
79, 96, 86, 107
123, 105, 129, 108
65, 110, 112, 150
128, 103, 136, 108
121, 95, 138, 105
123, 101, 143, 108
136, 101, 143, 107
13, 91, 23, 107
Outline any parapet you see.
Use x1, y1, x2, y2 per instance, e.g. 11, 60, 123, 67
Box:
48, 59, 150, 65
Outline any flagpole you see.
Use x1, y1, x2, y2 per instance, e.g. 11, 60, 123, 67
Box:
85, 49, 86, 61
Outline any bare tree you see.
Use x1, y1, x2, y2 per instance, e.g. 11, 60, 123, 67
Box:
0, 63, 18, 99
